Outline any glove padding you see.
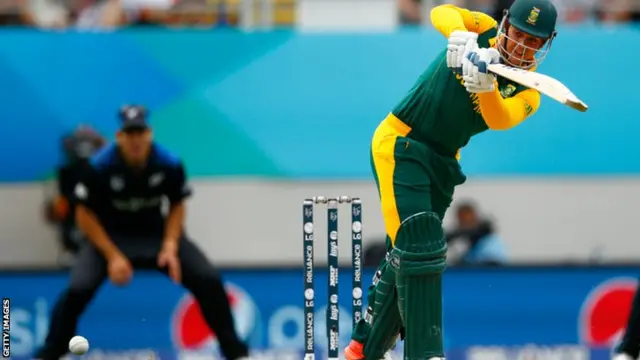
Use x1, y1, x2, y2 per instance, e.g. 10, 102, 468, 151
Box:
462, 48, 500, 93
446, 30, 478, 73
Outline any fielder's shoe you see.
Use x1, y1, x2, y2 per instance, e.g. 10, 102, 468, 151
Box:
612, 354, 634, 360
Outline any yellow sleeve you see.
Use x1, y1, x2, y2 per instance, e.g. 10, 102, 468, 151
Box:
430, 5, 498, 38
476, 86, 541, 130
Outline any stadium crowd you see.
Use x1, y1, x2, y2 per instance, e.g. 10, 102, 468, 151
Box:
0, 0, 637, 28
0, 0, 244, 28
456, 0, 639, 23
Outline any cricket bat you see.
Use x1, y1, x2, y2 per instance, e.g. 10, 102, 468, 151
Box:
487, 63, 589, 112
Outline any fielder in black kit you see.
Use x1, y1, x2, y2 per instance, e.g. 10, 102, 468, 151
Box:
35, 105, 251, 360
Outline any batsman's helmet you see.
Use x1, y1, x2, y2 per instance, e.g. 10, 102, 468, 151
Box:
497, 0, 558, 69
508, 0, 557, 39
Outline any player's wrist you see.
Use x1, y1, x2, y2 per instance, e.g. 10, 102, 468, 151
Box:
450, 28, 472, 36
161, 239, 179, 253
104, 247, 124, 262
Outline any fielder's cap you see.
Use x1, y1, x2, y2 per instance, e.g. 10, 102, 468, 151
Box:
508, 0, 557, 39
119, 105, 149, 131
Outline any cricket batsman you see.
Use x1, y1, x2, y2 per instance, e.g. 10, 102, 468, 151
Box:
344, 0, 558, 359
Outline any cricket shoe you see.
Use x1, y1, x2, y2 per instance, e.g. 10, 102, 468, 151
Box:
343, 340, 394, 360
612, 354, 634, 360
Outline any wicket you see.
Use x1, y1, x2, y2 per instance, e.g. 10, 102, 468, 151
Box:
303, 196, 363, 360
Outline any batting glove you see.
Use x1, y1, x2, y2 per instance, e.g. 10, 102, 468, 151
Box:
446, 30, 478, 73
462, 48, 500, 93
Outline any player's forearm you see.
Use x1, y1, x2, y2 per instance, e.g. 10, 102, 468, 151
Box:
430, 5, 467, 37
164, 202, 186, 247
76, 205, 121, 260
477, 86, 525, 130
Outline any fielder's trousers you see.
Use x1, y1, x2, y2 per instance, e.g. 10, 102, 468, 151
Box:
35, 236, 249, 360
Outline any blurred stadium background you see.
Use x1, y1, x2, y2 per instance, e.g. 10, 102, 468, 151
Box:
0, 0, 638, 359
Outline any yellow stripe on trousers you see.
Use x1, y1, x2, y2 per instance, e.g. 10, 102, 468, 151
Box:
370, 113, 411, 245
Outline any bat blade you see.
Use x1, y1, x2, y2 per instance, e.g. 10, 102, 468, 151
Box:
487, 63, 588, 112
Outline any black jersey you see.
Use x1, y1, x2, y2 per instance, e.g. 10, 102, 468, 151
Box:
73, 142, 192, 237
